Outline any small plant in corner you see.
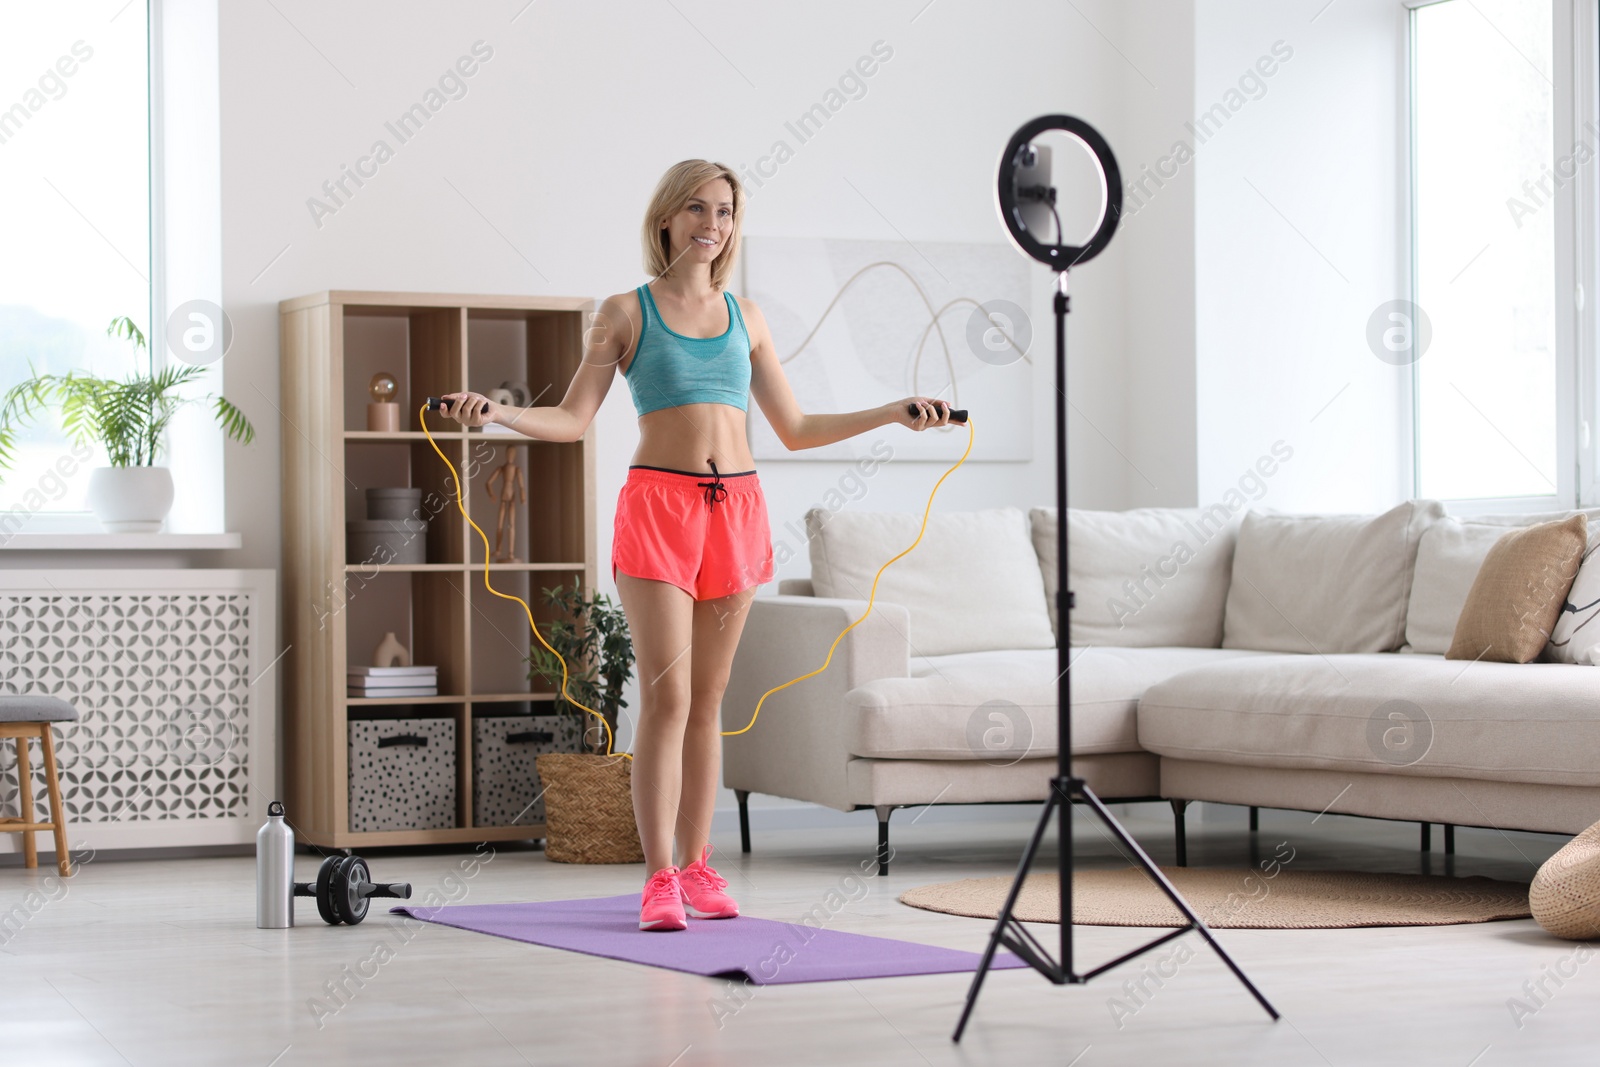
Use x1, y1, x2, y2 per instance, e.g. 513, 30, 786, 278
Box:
0, 316, 256, 531
527, 583, 635, 752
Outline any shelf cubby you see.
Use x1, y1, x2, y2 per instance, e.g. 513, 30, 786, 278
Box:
280, 290, 596, 848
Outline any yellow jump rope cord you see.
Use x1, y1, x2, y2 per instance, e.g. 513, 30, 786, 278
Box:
419, 406, 975, 757
722, 414, 974, 737
421, 407, 625, 760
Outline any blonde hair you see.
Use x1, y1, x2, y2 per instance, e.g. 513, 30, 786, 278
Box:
641, 159, 744, 291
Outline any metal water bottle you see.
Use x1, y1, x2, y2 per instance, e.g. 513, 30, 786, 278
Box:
256, 800, 294, 928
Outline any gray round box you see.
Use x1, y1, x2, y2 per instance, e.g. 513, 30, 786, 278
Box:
347, 518, 428, 566
366, 487, 424, 521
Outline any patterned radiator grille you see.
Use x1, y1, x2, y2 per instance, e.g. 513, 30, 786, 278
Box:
0, 592, 253, 822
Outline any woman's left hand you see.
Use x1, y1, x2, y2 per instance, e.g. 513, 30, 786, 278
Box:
894, 397, 953, 431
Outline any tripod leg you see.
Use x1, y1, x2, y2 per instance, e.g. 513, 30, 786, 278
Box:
953, 788, 1062, 1042
1081, 787, 1279, 1021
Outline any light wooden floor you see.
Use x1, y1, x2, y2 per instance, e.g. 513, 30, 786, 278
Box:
2, 804, 1593, 1066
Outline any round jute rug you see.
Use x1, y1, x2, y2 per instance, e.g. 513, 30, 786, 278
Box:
898, 868, 1531, 929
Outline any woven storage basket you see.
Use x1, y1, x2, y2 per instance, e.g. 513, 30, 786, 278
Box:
1530, 819, 1600, 939
535, 753, 643, 864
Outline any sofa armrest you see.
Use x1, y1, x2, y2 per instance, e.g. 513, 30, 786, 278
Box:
777, 578, 814, 596
722, 595, 910, 811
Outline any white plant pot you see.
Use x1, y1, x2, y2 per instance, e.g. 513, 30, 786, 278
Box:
87, 466, 175, 533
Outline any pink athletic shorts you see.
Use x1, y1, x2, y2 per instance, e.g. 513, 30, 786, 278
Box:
612, 463, 775, 601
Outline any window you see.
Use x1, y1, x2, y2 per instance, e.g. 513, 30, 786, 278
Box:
0, 4, 151, 518
1411, 0, 1563, 505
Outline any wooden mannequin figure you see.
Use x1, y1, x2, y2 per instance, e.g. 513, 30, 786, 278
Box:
486, 446, 526, 563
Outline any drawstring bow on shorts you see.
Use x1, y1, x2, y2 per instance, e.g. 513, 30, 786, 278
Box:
697, 460, 728, 513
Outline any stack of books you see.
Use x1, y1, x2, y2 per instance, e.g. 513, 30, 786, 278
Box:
348, 665, 438, 699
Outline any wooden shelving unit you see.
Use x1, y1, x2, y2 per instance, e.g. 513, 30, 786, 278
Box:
279, 291, 597, 848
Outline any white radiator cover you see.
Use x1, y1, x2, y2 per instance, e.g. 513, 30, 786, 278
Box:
0, 569, 277, 852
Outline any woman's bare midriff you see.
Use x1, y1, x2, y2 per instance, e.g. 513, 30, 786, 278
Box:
631, 404, 756, 473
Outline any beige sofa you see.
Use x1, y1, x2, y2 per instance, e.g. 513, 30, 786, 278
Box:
721, 500, 1600, 873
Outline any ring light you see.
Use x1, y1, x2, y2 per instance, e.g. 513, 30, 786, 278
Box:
994, 114, 1123, 270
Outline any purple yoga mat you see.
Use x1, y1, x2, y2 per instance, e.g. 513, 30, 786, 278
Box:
392, 895, 1028, 984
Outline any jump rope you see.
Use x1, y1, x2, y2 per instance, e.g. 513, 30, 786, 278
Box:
419, 400, 973, 761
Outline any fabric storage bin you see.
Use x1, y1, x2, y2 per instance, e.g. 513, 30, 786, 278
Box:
473, 713, 585, 827
348, 716, 456, 832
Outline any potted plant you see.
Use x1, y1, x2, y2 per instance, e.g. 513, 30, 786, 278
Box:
0, 315, 255, 532
526, 583, 640, 863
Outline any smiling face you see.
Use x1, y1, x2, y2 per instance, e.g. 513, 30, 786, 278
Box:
661, 177, 734, 270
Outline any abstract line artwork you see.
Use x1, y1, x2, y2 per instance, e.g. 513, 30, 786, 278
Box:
739, 236, 1033, 461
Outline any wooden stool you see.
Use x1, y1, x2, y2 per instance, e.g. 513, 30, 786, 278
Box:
0, 696, 76, 878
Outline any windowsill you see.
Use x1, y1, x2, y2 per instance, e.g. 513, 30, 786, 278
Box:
0, 532, 243, 550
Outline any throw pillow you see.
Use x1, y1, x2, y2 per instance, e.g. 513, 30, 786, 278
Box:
1447, 515, 1588, 663
1549, 539, 1600, 663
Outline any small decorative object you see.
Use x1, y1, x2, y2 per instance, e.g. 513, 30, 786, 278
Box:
525, 584, 638, 863
487, 387, 515, 408
500, 380, 532, 408
367, 371, 400, 432
373, 631, 411, 668
0, 316, 255, 532
486, 446, 526, 563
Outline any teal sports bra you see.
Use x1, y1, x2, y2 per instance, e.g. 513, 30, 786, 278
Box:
622, 283, 752, 416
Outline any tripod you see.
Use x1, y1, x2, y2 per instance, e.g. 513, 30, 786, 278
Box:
952, 271, 1280, 1041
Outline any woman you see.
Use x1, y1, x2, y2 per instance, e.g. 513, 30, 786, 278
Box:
440, 159, 952, 931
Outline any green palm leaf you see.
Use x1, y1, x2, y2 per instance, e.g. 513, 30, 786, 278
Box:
0, 316, 258, 479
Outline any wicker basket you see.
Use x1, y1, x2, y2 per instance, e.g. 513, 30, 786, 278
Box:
535, 753, 644, 864
1531, 819, 1600, 939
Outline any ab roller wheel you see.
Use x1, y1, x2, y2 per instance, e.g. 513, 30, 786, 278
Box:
293, 854, 412, 926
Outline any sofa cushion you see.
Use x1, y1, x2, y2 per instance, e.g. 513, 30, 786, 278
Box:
843, 646, 1272, 761
1221, 500, 1444, 654
1405, 519, 1527, 655
806, 506, 1054, 657
1406, 509, 1600, 657
1033, 506, 1239, 649
1448, 515, 1587, 663
1136, 652, 1600, 787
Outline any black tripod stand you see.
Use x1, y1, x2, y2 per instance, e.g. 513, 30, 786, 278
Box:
951, 268, 1280, 1041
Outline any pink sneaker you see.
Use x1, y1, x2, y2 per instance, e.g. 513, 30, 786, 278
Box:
640, 866, 687, 931
678, 844, 739, 919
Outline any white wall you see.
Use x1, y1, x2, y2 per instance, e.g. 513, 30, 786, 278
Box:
201, 0, 1144, 811
1193, 0, 1413, 513
1119, 1, 1201, 509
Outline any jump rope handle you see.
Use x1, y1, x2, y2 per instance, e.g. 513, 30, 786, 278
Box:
908, 401, 968, 424
425, 396, 491, 417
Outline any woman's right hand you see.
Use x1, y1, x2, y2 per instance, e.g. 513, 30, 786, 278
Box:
438, 392, 498, 428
